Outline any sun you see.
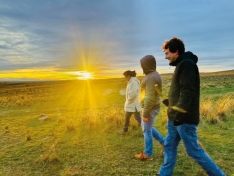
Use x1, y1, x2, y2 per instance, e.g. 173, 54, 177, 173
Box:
67, 71, 94, 80
83, 72, 91, 79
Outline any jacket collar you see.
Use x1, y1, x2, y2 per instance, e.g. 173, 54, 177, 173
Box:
170, 55, 183, 66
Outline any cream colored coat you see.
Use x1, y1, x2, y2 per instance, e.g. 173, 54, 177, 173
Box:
124, 77, 142, 112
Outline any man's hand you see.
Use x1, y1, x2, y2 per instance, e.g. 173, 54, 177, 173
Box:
173, 111, 187, 126
142, 117, 149, 123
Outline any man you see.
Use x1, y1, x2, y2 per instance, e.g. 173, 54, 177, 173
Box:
135, 55, 164, 160
157, 37, 226, 176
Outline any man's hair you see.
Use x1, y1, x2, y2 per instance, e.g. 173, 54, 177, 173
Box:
162, 37, 185, 55
123, 70, 136, 77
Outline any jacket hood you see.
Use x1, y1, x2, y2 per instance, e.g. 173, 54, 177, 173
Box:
170, 51, 198, 66
140, 55, 156, 74
130, 77, 140, 84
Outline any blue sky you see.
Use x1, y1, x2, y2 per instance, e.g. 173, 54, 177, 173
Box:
0, 0, 234, 80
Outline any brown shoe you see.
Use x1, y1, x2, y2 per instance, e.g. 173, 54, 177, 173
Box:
135, 152, 153, 160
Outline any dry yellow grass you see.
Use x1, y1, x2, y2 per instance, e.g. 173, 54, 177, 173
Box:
200, 93, 234, 123
0, 72, 233, 175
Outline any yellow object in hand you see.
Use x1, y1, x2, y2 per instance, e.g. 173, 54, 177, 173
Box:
171, 106, 187, 113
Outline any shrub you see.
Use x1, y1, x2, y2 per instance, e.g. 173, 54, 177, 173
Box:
200, 93, 234, 123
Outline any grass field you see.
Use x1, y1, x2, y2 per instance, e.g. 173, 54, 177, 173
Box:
0, 70, 234, 176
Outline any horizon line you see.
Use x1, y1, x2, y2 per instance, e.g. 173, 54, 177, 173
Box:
1, 69, 233, 83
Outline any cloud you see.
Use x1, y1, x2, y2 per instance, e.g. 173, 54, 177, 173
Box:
0, 1, 234, 80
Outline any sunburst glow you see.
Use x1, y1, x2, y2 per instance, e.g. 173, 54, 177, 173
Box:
83, 72, 91, 79
68, 71, 94, 80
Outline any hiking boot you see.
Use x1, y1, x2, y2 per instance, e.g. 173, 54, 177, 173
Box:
135, 152, 153, 160
117, 130, 128, 135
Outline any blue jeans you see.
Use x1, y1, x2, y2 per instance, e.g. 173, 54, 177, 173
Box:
141, 109, 164, 157
159, 121, 226, 176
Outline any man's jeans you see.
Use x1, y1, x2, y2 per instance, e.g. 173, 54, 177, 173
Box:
141, 109, 164, 157
159, 120, 226, 176
123, 111, 141, 132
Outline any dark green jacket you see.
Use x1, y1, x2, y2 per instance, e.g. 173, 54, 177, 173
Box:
168, 51, 200, 125
140, 55, 162, 118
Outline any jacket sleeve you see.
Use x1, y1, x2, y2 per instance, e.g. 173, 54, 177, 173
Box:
127, 80, 139, 102
142, 78, 156, 118
176, 60, 197, 111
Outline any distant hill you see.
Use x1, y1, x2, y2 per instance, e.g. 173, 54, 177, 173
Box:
159, 69, 234, 76
0, 70, 233, 84
200, 69, 234, 76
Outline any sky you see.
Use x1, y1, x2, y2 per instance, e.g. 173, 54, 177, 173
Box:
0, 0, 234, 81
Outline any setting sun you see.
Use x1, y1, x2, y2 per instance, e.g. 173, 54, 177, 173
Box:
83, 72, 91, 79
68, 71, 94, 80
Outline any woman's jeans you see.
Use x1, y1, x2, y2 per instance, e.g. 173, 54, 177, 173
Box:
159, 120, 226, 176
141, 109, 164, 156
123, 111, 141, 132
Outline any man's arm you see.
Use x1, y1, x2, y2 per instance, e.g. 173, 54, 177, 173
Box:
176, 60, 197, 111
142, 79, 156, 119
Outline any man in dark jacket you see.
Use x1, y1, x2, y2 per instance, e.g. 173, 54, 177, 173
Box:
158, 37, 226, 176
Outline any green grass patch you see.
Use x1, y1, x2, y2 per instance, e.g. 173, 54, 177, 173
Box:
0, 71, 234, 175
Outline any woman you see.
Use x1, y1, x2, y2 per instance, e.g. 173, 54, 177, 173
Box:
118, 70, 141, 135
